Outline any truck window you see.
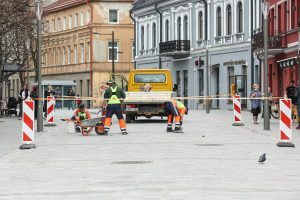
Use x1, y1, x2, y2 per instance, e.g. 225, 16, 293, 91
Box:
134, 74, 166, 83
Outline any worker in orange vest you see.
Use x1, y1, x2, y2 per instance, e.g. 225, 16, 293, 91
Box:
165, 99, 187, 133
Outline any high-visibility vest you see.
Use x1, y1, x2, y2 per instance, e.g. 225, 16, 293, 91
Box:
177, 100, 185, 109
77, 111, 87, 120
108, 86, 121, 104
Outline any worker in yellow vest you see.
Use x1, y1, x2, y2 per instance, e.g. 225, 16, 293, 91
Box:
165, 99, 186, 133
103, 80, 128, 135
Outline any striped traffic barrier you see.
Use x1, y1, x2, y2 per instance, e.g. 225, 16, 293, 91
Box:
232, 95, 244, 126
44, 96, 56, 127
19, 100, 36, 150
277, 99, 295, 147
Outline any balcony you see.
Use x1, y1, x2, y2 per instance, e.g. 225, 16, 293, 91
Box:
252, 30, 287, 55
159, 40, 190, 58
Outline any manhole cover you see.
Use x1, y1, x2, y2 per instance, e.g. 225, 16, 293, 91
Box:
112, 161, 152, 165
195, 144, 224, 146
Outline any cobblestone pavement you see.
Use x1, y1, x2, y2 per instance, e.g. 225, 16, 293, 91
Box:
0, 109, 299, 200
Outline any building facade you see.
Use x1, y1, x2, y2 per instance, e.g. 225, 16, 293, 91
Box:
131, 0, 261, 109
253, 0, 300, 97
39, 0, 134, 107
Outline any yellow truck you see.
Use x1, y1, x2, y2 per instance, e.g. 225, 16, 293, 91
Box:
112, 69, 177, 123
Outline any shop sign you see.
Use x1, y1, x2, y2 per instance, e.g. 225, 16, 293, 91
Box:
278, 58, 296, 68
223, 60, 246, 66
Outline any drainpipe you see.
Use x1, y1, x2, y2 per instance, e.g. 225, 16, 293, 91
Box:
86, 0, 93, 107
129, 11, 137, 69
154, 4, 162, 69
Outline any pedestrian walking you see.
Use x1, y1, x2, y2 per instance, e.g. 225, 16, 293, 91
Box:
294, 86, 300, 129
103, 80, 128, 135
55, 87, 62, 108
30, 86, 39, 119
250, 84, 262, 124
43, 84, 55, 118
262, 87, 273, 119
285, 80, 297, 119
18, 84, 30, 120
165, 99, 187, 133
67, 88, 75, 110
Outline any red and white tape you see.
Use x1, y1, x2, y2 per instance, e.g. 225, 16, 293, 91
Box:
279, 99, 292, 141
22, 100, 34, 144
47, 96, 55, 123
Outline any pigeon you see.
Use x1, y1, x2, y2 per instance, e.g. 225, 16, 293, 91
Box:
258, 153, 266, 164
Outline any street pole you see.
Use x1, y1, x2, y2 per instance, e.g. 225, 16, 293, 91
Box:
262, 1, 270, 130
112, 31, 115, 80
36, 0, 43, 132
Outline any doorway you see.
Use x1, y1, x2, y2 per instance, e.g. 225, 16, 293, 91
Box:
235, 75, 247, 108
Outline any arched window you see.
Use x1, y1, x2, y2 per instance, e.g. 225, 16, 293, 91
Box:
165, 20, 169, 42
183, 15, 188, 40
237, 2, 243, 33
226, 5, 232, 35
177, 17, 181, 40
152, 23, 156, 48
198, 11, 203, 40
216, 7, 222, 36
147, 24, 149, 49
141, 26, 144, 50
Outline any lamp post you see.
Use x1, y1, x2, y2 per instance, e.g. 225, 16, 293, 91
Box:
35, 0, 43, 132
262, 0, 270, 130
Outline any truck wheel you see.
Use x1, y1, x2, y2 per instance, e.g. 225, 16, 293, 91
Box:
126, 114, 133, 123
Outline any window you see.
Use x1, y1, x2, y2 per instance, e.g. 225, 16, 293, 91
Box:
57, 18, 61, 31
134, 74, 166, 83
226, 5, 232, 35
74, 45, 77, 64
53, 48, 56, 65
152, 23, 156, 48
52, 19, 55, 32
177, 17, 181, 40
216, 7, 222, 36
109, 10, 118, 23
183, 16, 188, 40
62, 47, 66, 65
86, 10, 90, 24
198, 12, 203, 40
67, 46, 70, 64
228, 67, 234, 102
176, 71, 181, 97
80, 12, 84, 26
132, 41, 135, 61
165, 20, 169, 42
147, 24, 149, 49
87, 42, 90, 62
74, 13, 78, 27
69, 15, 72, 29
80, 43, 84, 63
291, 0, 296, 29
57, 47, 61, 65
141, 26, 144, 50
63, 17, 66, 30
183, 70, 188, 106
108, 42, 118, 61
237, 2, 243, 33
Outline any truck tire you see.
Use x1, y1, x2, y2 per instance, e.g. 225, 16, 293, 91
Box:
126, 114, 134, 123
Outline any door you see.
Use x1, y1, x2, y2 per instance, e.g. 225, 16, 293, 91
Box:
235, 75, 247, 108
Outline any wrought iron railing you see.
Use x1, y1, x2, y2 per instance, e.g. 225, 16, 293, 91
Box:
159, 40, 190, 54
252, 30, 287, 51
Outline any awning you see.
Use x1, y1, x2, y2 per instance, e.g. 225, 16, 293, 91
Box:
277, 57, 297, 68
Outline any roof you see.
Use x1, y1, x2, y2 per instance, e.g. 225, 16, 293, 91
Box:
44, 0, 135, 15
131, 0, 162, 11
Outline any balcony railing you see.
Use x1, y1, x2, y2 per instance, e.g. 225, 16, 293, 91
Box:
159, 40, 190, 56
252, 30, 287, 51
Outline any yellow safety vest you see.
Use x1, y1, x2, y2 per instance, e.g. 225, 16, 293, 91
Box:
77, 111, 87, 120
108, 87, 121, 104
176, 100, 185, 109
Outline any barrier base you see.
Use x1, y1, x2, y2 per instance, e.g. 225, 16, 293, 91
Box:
276, 142, 295, 148
232, 122, 244, 126
44, 123, 56, 127
19, 143, 36, 150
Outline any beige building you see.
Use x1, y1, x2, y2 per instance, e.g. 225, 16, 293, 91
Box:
41, 0, 134, 107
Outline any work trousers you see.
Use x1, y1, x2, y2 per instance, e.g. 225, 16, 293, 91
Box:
104, 104, 126, 133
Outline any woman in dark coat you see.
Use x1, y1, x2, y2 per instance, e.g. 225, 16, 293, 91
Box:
30, 86, 39, 119
250, 84, 262, 124
18, 84, 30, 120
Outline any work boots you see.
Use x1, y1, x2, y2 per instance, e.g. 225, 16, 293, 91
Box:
166, 127, 173, 132
174, 127, 183, 133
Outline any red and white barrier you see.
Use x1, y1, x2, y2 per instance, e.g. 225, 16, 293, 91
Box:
45, 96, 56, 126
232, 95, 244, 126
277, 99, 295, 147
19, 100, 36, 149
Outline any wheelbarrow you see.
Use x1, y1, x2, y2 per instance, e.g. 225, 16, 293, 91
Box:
79, 117, 105, 136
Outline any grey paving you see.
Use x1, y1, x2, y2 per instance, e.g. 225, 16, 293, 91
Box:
0, 109, 299, 200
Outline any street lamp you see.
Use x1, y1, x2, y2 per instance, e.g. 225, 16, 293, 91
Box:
35, 0, 43, 132
262, 0, 270, 130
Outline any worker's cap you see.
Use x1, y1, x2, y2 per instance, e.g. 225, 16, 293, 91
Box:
107, 80, 116, 84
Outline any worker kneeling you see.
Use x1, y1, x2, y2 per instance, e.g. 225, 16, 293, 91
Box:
103, 80, 128, 135
71, 103, 92, 132
165, 99, 186, 133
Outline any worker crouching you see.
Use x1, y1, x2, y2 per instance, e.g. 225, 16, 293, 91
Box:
165, 99, 187, 133
71, 103, 92, 132
103, 80, 128, 135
